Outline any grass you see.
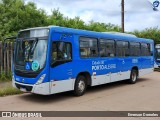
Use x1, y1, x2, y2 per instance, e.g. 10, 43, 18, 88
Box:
0, 78, 11, 82
0, 71, 22, 97
0, 81, 23, 97
0, 71, 12, 82
0, 87, 23, 97
0, 72, 23, 97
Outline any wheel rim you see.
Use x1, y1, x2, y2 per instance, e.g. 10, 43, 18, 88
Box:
78, 80, 85, 92
132, 71, 137, 82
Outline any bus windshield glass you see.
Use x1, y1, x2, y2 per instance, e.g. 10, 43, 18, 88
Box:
15, 29, 49, 72
15, 39, 47, 71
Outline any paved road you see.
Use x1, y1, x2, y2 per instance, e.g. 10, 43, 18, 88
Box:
0, 72, 160, 120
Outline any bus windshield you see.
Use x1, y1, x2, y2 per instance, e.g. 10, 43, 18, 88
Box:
15, 39, 47, 71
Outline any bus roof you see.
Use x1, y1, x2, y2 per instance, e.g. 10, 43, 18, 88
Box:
19, 26, 154, 43
50, 26, 154, 43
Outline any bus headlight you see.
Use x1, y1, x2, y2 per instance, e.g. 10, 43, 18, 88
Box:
36, 74, 46, 85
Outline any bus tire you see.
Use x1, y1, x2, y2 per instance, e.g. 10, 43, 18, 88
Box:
128, 69, 138, 84
73, 75, 87, 96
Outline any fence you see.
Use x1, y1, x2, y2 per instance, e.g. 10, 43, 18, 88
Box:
0, 41, 14, 75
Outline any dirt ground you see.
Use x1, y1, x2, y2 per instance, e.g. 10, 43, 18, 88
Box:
0, 71, 160, 120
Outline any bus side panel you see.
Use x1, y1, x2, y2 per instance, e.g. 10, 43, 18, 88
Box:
89, 58, 112, 86
139, 56, 154, 76
112, 57, 131, 82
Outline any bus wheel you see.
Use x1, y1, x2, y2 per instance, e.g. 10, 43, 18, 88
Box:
128, 69, 138, 84
74, 75, 87, 96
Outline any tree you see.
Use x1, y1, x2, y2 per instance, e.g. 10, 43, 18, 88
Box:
1, 0, 159, 45
47, 9, 121, 32
0, 0, 47, 39
47, 9, 64, 26
132, 27, 160, 44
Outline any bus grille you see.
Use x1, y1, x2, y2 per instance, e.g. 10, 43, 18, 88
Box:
15, 69, 39, 78
15, 83, 33, 92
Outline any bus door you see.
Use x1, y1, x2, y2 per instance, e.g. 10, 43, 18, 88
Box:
111, 41, 130, 82
49, 32, 73, 94
118, 57, 130, 80
155, 45, 160, 67
97, 39, 116, 84
140, 43, 153, 75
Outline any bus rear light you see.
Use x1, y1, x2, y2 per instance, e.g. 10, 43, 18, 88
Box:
36, 74, 46, 85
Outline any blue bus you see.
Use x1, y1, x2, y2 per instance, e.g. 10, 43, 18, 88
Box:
155, 44, 160, 67
11, 26, 154, 96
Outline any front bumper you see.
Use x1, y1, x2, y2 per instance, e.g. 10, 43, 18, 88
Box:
12, 79, 50, 95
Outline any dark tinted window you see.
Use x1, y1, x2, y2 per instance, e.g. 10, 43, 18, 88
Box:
116, 41, 129, 57
141, 43, 150, 56
51, 42, 72, 62
99, 39, 115, 57
80, 37, 98, 58
130, 42, 140, 56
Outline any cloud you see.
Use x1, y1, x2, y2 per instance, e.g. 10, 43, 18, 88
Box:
25, 0, 160, 32
125, 11, 160, 31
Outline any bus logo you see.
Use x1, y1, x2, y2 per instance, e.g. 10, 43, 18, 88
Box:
2, 112, 11, 117
32, 61, 39, 71
153, 0, 159, 7
25, 62, 30, 70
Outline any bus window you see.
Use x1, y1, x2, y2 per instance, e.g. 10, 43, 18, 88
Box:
130, 42, 140, 56
141, 43, 150, 56
157, 48, 160, 57
116, 41, 129, 57
80, 37, 98, 58
99, 39, 115, 57
51, 42, 72, 63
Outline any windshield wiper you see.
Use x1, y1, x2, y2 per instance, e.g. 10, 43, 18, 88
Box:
30, 38, 38, 54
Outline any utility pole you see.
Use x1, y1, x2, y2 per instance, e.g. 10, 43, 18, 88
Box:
121, 0, 125, 33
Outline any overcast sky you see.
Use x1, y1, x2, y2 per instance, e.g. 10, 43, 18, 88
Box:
25, 0, 160, 32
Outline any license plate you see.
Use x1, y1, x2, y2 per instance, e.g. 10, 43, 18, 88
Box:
20, 87, 27, 92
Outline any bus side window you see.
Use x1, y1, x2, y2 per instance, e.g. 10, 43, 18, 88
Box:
130, 42, 140, 56
80, 37, 98, 58
99, 39, 115, 57
65, 43, 72, 60
116, 41, 129, 57
141, 43, 150, 56
80, 48, 88, 57
52, 43, 57, 61
51, 42, 72, 62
